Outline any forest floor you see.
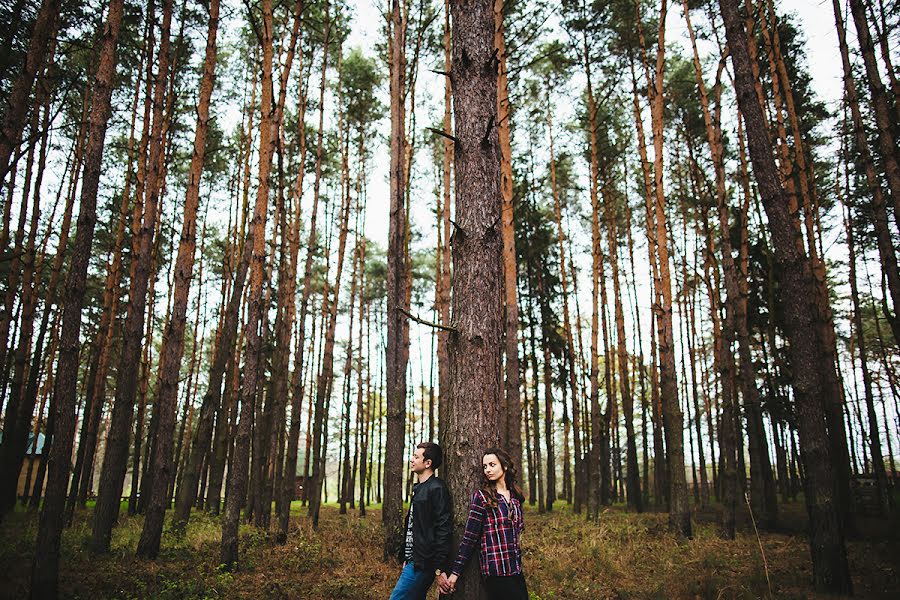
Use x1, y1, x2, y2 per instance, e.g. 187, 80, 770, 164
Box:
1, 498, 898, 599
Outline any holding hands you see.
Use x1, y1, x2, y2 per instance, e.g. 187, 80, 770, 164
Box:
437, 572, 458, 595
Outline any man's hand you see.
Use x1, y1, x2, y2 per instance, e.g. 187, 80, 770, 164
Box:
436, 572, 452, 594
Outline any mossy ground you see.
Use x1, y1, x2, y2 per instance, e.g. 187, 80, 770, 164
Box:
1, 499, 897, 599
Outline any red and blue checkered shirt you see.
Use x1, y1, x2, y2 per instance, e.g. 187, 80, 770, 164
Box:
450, 490, 524, 577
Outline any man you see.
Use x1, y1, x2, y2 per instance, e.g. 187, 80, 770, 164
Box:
389, 441, 453, 600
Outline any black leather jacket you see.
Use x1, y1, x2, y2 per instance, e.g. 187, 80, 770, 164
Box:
400, 475, 452, 572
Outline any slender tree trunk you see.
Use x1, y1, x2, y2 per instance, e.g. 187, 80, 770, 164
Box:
383, 0, 409, 560
536, 268, 556, 511
641, 0, 691, 536
548, 92, 584, 513
0, 65, 55, 514
842, 188, 891, 511
601, 173, 641, 512
629, 58, 667, 508
582, 31, 604, 522
137, 0, 220, 556
310, 133, 353, 529
30, 0, 125, 594
847, 0, 900, 231
91, 0, 174, 552
494, 0, 522, 473
0, 0, 60, 188
67, 28, 145, 517
340, 226, 360, 514
832, 0, 900, 343
220, 0, 275, 570
279, 5, 324, 541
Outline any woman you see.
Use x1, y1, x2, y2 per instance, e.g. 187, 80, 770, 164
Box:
441, 448, 528, 599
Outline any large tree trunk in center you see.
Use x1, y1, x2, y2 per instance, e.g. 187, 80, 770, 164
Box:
444, 1, 504, 598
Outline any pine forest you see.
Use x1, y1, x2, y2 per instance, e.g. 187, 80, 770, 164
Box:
0, 0, 899, 598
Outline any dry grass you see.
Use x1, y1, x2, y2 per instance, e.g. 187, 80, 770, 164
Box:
1, 500, 897, 599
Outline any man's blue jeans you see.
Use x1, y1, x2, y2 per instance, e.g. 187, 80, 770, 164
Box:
389, 562, 435, 600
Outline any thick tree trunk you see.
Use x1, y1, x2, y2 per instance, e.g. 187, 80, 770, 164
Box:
718, 0, 851, 591
758, 1, 850, 532
29, 0, 125, 594
444, 2, 504, 597
436, 0, 453, 450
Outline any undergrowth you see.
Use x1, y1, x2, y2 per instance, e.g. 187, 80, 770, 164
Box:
1, 500, 897, 599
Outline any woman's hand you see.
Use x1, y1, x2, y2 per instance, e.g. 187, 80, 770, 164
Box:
440, 573, 458, 594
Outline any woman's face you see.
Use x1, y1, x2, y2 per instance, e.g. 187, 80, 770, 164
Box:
482, 454, 505, 482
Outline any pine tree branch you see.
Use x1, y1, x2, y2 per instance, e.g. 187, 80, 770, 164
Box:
398, 307, 457, 333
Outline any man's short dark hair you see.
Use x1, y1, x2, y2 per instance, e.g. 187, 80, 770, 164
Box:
417, 441, 442, 470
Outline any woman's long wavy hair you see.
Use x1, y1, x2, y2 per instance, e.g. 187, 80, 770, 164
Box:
479, 447, 526, 508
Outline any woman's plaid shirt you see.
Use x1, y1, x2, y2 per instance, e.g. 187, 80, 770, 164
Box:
450, 490, 524, 577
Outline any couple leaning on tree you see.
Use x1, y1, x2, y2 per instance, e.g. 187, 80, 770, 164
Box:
389, 442, 529, 600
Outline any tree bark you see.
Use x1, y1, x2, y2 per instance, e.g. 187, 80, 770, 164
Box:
718, 0, 852, 590
444, 1, 504, 597
383, 0, 409, 560
847, 0, 900, 231
137, 0, 220, 556
220, 0, 275, 570
495, 0, 522, 475
0, 0, 60, 188
30, 0, 125, 594
91, 0, 174, 552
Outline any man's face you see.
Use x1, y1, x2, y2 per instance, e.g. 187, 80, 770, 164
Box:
409, 447, 431, 474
